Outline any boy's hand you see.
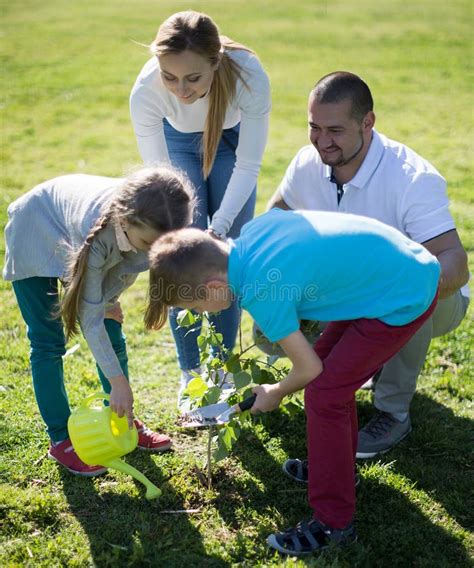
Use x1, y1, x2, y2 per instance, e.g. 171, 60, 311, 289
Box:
247, 330, 323, 416
109, 374, 134, 429
251, 383, 284, 414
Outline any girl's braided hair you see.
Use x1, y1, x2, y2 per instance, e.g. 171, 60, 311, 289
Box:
60, 165, 195, 338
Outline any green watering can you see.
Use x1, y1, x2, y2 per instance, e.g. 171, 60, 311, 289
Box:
68, 393, 161, 500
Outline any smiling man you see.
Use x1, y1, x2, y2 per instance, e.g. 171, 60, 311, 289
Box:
265, 71, 470, 467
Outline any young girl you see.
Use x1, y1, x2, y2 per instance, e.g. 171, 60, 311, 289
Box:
3, 166, 195, 476
130, 10, 271, 406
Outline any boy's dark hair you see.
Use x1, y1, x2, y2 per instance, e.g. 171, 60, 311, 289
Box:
145, 228, 228, 330
310, 71, 374, 122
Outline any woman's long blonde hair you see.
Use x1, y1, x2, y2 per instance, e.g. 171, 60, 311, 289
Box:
151, 11, 254, 178
61, 166, 195, 338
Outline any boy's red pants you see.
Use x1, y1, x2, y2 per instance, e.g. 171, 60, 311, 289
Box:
304, 293, 438, 529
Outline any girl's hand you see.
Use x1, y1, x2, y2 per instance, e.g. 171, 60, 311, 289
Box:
109, 374, 134, 428
105, 302, 124, 324
251, 383, 284, 414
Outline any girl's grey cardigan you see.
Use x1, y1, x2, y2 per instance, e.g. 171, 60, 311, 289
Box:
3, 174, 149, 378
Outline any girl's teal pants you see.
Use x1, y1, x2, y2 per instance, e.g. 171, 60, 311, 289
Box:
12, 277, 129, 442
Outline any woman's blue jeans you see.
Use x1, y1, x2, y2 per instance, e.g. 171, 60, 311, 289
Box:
12, 277, 129, 442
164, 119, 256, 370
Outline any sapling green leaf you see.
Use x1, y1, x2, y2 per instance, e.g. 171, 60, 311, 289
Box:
184, 312, 292, 484
212, 429, 233, 462
203, 386, 221, 405
213, 440, 230, 463
259, 369, 277, 385
207, 330, 224, 350
200, 349, 210, 364
177, 309, 197, 328
243, 386, 255, 399
221, 424, 238, 451
239, 410, 253, 427
185, 376, 208, 399
208, 357, 224, 371
249, 362, 262, 382
225, 354, 241, 374
282, 399, 304, 417
234, 371, 252, 389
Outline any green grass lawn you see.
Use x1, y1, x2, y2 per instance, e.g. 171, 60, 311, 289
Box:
1, 0, 473, 566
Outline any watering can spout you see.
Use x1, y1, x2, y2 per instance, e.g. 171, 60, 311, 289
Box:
68, 392, 162, 500
105, 458, 162, 500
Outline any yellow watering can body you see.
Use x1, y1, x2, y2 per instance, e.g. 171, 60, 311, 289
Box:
68, 393, 161, 500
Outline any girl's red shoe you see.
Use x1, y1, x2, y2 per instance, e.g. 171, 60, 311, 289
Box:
134, 419, 172, 452
48, 439, 107, 476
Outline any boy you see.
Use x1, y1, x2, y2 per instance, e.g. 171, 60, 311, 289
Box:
146, 208, 439, 556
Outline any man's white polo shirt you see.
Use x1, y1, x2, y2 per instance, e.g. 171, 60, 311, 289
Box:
279, 129, 455, 244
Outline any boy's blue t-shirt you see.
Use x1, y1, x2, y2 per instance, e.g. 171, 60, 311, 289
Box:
227, 209, 440, 343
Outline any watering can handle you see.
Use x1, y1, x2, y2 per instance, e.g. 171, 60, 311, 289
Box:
80, 392, 110, 408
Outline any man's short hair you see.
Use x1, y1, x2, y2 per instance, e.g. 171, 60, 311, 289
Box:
311, 72, 374, 122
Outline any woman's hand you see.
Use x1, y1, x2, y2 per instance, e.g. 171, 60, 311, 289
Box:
109, 374, 134, 428
206, 228, 227, 242
105, 301, 124, 324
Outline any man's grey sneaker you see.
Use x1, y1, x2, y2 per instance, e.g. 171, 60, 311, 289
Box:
282, 458, 360, 487
357, 411, 412, 459
267, 518, 357, 556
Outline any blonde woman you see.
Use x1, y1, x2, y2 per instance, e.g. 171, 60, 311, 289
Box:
130, 11, 271, 406
3, 167, 195, 475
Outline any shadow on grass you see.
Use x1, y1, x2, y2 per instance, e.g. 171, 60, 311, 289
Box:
258, 388, 473, 532
355, 477, 472, 568
377, 392, 474, 532
208, 429, 307, 563
214, 428, 303, 525
226, 396, 472, 566
59, 449, 228, 568
54, 390, 472, 566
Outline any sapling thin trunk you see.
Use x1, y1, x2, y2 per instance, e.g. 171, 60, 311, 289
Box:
177, 309, 292, 488
207, 425, 214, 489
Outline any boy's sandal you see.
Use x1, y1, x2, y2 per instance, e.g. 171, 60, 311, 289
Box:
267, 518, 357, 557
282, 458, 308, 483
